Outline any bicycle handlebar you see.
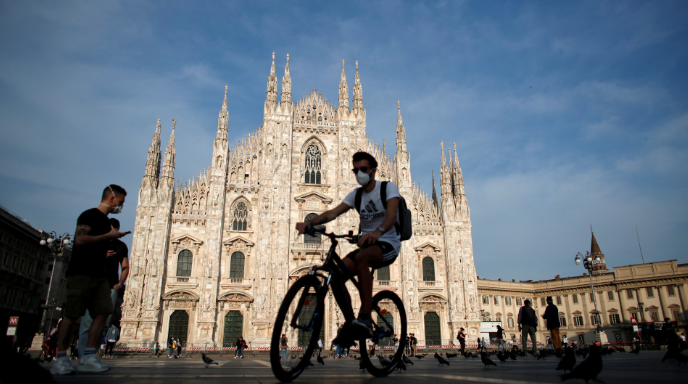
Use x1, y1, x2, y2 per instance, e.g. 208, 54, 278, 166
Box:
305, 226, 359, 243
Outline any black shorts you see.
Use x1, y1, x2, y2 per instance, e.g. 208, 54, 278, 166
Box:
345, 241, 398, 268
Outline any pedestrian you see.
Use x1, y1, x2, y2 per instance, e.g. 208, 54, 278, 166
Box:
410, 333, 417, 356
104, 323, 119, 359
496, 325, 505, 352
155, 342, 160, 357
457, 327, 466, 353
168, 338, 175, 358
78, 217, 130, 360
280, 334, 289, 360
404, 334, 411, 355
477, 336, 482, 352
70, 340, 79, 360
49, 185, 130, 376
241, 337, 247, 358
176, 340, 182, 358
518, 299, 538, 354
316, 338, 323, 357
562, 334, 568, 346
541, 296, 562, 352
393, 334, 399, 353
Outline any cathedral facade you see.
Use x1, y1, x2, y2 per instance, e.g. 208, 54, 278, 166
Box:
120, 53, 480, 348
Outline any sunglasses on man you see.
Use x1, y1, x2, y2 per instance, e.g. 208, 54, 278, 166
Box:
352, 166, 374, 174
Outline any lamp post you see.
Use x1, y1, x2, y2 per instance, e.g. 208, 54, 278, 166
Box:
575, 251, 607, 344
38, 231, 72, 335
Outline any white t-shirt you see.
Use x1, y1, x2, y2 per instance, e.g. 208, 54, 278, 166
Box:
342, 181, 401, 255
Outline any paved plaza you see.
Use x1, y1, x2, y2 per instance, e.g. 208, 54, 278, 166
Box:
40, 351, 686, 384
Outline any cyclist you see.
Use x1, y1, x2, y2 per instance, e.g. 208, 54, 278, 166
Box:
295, 151, 400, 338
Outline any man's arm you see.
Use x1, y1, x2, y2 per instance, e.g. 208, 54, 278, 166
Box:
116, 257, 129, 290
517, 307, 523, 324
74, 224, 129, 247
295, 203, 351, 234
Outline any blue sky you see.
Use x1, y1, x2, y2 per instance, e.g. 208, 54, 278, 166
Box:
1, 1, 686, 281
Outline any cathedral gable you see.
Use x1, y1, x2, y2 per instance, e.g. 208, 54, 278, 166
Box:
414, 242, 442, 252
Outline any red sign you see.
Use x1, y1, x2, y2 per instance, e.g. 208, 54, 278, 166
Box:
631, 318, 637, 325
8, 317, 18, 326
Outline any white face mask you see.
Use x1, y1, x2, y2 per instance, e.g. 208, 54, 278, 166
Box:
356, 169, 373, 186
102, 186, 123, 214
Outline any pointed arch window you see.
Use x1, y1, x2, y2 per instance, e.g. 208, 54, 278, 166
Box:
230, 252, 245, 279
232, 202, 248, 231
304, 145, 322, 184
177, 250, 193, 277
422, 257, 435, 282
304, 213, 321, 244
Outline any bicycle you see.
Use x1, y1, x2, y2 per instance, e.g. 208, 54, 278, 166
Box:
270, 226, 407, 382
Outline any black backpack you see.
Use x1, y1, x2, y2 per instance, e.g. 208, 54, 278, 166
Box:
354, 181, 413, 241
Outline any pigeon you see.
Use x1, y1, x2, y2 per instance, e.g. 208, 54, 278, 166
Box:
378, 355, 392, 367
201, 353, 218, 368
396, 360, 407, 372
402, 354, 414, 365
561, 345, 603, 383
537, 350, 548, 360
509, 351, 517, 360
446, 353, 458, 359
434, 352, 440, 360
496, 352, 507, 362
556, 347, 576, 374
481, 352, 497, 369
317, 355, 325, 365
415, 355, 425, 360
437, 355, 450, 366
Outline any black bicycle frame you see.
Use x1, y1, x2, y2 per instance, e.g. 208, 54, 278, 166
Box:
288, 227, 394, 342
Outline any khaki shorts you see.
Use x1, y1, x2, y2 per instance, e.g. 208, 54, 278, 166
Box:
63, 276, 113, 319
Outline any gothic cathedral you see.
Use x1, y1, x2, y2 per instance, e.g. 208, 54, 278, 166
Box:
120, 53, 480, 348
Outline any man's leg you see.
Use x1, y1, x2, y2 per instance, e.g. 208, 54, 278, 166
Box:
78, 311, 93, 359
104, 289, 118, 330
529, 326, 537, 353
87, 314, 108, 348
521, 327, 527, 352
342, 247, 384, 315
551, 328, 562, 350
56, 317, 77, 353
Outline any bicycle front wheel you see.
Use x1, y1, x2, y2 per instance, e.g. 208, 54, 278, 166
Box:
359, 290, 408, 377
270, 275, 324, 383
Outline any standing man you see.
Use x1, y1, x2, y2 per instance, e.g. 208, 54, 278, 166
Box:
316, 338, 323, 357
457, 327, 466, 353
542, 297, 562, 352
518, 299, 538, 354
496, 324, 506, 352
410, 333, 418, 356
78, 218, 129, 359
50, 185, 130, 375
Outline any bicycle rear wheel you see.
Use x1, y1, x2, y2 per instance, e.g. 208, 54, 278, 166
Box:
270, 275, 325, 382
359, 290, 407, 376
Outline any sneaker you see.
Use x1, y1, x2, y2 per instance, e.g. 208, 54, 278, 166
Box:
352, 312, 374, 338
77, 354, 110, 372
50, 359, 75, 375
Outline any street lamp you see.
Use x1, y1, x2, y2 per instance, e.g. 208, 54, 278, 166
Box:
39, 231, 72, 335
574, 251, 606, 344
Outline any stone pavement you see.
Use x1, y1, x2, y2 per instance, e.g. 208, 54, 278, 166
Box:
46, 351, 686, 384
